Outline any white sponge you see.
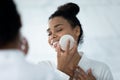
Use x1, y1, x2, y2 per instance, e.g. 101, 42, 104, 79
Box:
59, 34, 75, 50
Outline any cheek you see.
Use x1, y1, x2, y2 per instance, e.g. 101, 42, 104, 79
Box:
72, 34, 78, 42
58, 34, 64, 40
74, 35, 78, 41
59, 31, 69, 37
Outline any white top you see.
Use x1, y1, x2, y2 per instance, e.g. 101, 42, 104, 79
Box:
0, 50, 69, 80
78, 52, 114, 80
49, 52, 113, 80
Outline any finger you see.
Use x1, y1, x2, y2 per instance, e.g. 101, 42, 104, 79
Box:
65, 40, 70, 54
69, 77, 73, 80
68, 41, 78, 60
87, 69, 96, 80
56, 44, 61, 57
88, 69, 93, 76
74, 71, 84, 80
70, 41, 78, 57
73, 70, 78, 80
77, 67, 86, 75
73, 67, 84, 80
76, 67, 88, 79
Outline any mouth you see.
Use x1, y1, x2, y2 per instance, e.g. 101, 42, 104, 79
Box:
50, 40, 59, 49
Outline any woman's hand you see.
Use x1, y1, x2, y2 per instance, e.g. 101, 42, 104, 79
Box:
56, 40, 81, 77
70, 67, 96, 80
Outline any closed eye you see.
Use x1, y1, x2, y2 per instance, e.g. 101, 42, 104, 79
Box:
47, 31, 52, 36
56, 28, 62, 32
47, 28, 52, 36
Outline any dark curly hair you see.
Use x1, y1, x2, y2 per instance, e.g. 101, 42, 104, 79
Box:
49, 2, 83, 45
0, 0, 21, 46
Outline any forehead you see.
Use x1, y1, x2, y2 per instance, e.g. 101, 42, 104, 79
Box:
48, 17, 69, 28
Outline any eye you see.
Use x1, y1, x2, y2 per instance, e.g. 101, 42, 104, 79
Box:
56, 28, 62, 32
47, 31, 52, 36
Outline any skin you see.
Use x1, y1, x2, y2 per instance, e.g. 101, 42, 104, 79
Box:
47, 16, 96, 80
71, 67, 96, 80
19, 36, 29, 55
47, 17, 80, 50
0, 33, 29, 55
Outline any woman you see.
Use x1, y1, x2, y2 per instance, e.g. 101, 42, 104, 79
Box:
47, 2, 113, 80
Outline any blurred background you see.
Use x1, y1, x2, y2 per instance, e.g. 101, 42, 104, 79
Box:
14, 0, 120, 79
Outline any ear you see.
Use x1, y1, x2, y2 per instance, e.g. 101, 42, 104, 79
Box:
74, 26, 80, 37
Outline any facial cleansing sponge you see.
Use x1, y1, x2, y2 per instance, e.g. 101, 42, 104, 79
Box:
59, 34, 75, 51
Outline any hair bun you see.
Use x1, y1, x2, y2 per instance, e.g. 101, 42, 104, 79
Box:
57, 2, 80, 16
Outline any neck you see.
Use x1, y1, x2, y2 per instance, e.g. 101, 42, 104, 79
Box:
0, 41, 19, 50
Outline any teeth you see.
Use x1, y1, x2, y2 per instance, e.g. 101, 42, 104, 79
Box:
50, 39, 59, 48
53, 42, 58, 46
52, 42, 58, 48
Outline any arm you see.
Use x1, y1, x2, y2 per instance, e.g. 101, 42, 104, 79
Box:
56, 40, 80, 77
57, 41, 96, 80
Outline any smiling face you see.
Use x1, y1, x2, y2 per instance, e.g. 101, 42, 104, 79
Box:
47, 16, 80, 50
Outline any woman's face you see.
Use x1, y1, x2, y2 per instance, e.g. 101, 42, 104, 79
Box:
47, 16, 80, 50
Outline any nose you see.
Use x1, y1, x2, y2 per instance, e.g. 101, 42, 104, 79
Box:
49, 31, 57, 40
51, 33, 57, 39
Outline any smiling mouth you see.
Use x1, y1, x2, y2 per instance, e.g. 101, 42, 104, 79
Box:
51, 41, 59, 49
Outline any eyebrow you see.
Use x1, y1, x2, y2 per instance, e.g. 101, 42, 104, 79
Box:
47, 24, 63, 32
